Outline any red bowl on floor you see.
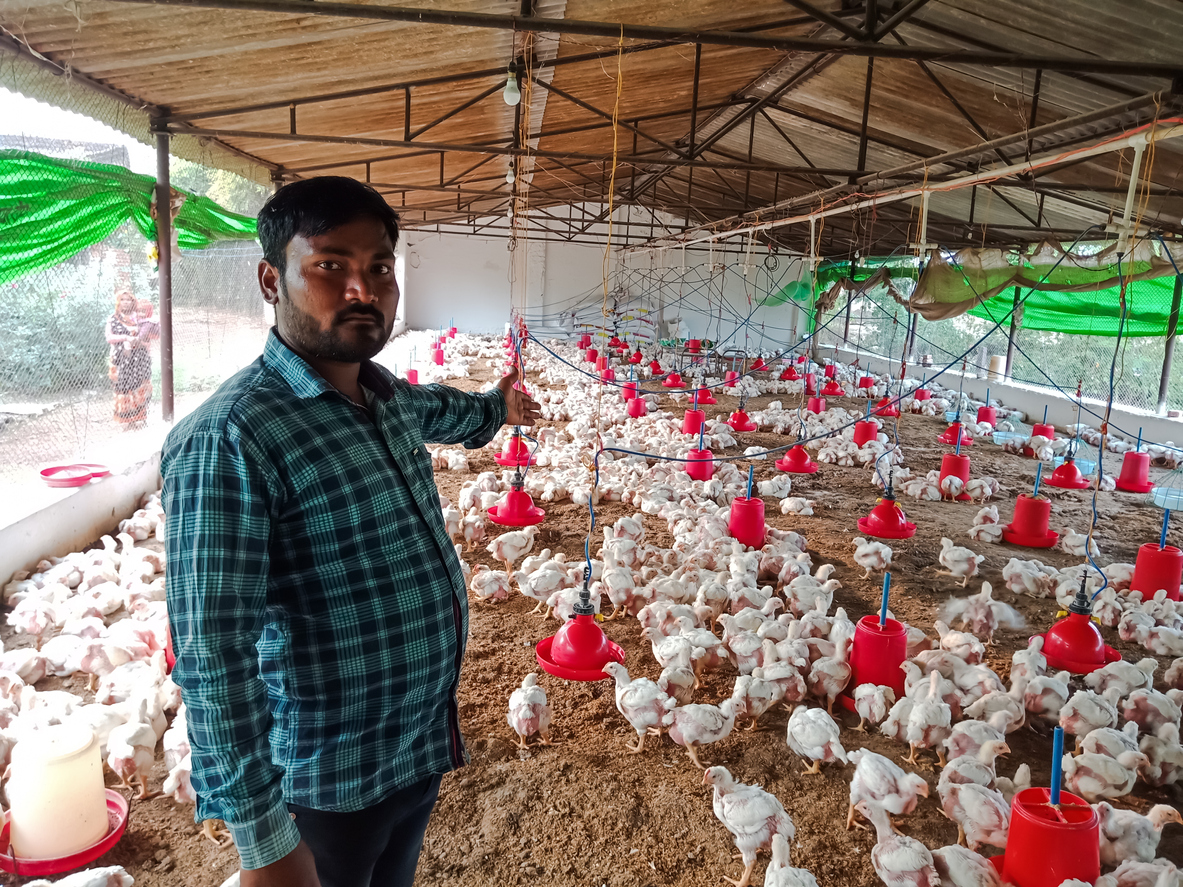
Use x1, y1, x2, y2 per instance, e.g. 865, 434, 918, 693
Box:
73, 463, 110, 478
40, 465, 95, 487
0, 789, 129, 875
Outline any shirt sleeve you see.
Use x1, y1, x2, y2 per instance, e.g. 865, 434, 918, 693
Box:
162, 428, 301, 871
398, 381, 508, 448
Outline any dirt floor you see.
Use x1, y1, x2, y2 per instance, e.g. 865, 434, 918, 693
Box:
3, 353, 1182, 887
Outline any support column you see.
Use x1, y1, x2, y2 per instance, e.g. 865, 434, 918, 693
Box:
1158, 274, 1182, 414
906, 311, 918, 360
1004, 286, 1021, 380
155, 132, 174, 423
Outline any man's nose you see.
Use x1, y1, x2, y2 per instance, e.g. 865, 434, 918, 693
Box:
344, 273, 377, 303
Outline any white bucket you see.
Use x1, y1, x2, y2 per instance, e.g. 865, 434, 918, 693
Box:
8, 724, 108, 859
988, 355, 1007, 381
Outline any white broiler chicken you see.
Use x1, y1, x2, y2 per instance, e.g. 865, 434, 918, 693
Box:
1139, 722, 1183, 787
602, 662, 675, 753
107, 717, 159, 798
994, 763, 1031, 804
786, 705, 848, 774
703, 766, 795, 887
935, 621, 986, 664
846, 748, 930, 830
1061, 749, 1147, 801
731, 669, 781, 731
931, 845, 1000, 887
852, 536, 892, 578
486, 525, 537, 574
1086, 658, 1158, 698
939, 538, 983, 587
857, 801, 940, 887
468, 565, 510, 603
506, 673, 555, 749
1096, 803, 1183, 866
938, 781, 1010, 851
663, 698, 738, 769
853, 683, 895, 732
21, 867, 135, 887
1121, 688, 1183, 735
964, 477, 1000, 503
764, 833, 819, 887
515, 565, 566, 614
907, 670, 953, 767
1058, 527, 1100, 558
1059, 688, 1121, 749
461, 509, 486, 550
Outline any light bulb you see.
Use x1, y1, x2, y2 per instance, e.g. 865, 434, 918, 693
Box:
506, 167, 516, 185
503, 72, 521, 106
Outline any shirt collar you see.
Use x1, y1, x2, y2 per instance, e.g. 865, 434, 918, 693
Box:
263, 328, 394, 401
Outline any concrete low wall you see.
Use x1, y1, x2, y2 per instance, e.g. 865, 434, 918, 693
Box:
833, 345, 1183, 447
0, 454, 161, 583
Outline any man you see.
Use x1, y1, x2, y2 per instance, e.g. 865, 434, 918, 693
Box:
162, 176, 539, 887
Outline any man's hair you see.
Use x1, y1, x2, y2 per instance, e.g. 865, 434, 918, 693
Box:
258, 177, 400, 276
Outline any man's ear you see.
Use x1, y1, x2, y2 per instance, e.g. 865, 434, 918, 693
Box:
259, 259, 281, 305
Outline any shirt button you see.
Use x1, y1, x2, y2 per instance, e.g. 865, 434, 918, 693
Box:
413, 448, 419, 455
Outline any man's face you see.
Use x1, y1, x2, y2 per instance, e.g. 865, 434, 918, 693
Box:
260, 216, 399, 364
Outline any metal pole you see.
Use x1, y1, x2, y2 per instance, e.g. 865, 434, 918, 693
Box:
906, 311, 918, 360
155, 133, 174, 422
1158, 274, 1182, 414
1004, 286, 1021, 379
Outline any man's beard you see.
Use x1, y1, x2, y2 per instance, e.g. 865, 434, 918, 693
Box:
277, 279, 393, 363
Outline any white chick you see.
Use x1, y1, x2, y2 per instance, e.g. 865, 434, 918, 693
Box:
1096, 802, 1183, 866
938, 781, 1010, 851
22, 867, 134, 887
847, 748, 930, 830
931, 845, 1000, 887
506, 673, 555, 749
857, 801, 940, 887
602, 662, 675, 753
107, 717, 159, 798
964, 477, 1000, 503
939, 538, 983, 587
663, 698, 738, 769
1061, 750, 1147, 801
468, 565, 510, 603
853, 683, 896, 732
765, 833, 820, 887
486, 525, 537, 574
1086, 658, 1158, 698
731, 669, 781, 731
786, 705, 848, 774
461, 509, 487, 550
703, 766, 795, 887
1058, 527, 1100, 558
851, 536, 892, 579
780, 497, 815, 516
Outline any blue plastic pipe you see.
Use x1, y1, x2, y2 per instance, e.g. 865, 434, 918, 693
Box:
1033, 464, 1043, 498
1051, 727, 1065, 805
746, 465, 754, 499
698, 423, 706, 451
880, 573, 891, 626
1161, 509, 1171, 550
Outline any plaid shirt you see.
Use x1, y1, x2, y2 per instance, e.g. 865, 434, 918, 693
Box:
162, 329, 505, 870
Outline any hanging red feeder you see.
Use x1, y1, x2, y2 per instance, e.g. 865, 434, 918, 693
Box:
537, 589, 625, 682
803, 373, 817, 395
662, 372, 685, 389
796, 354, 807, 363
776, 445, 819, 474
938, 453, 973, 501
857, 375, 875, 389
682, 409, 705, 435
494, 433, 537, 467
1130, 542, 1183, 601
406, 369, 419, 385
0, 789, 130, 877
838, 616, 907, 712
433, 347, 445, 366
852, 420, 878, 447
1045, 458, 1091, 490
694, 386, 717, 405
630, 350, 644, 364
1002, 494, 1059, 548
600, 368, 616, 383
751, 357, 769, 372
578, 333, 591, 349
585, 348, 598, 364
595, 355, 609, 371
994, 787, 1099, 887
1023, 422, 1056, 457
938, 422, 974, 447
1040, 581, 1120, 674
686, 338, 702, 354
873, 396, 901, 417
724, 370, 739, 387
977, 405, 997, 427
806, 396, 827, 414
621, 381, 638, 401
608, 335, 622, 349
780, 366, 800, 381
686, 448, 715, 481
487, 485, 546, 527
649, 359, 663, 374
821, 379, 844, 397
1115, 451, 1154, 493
727, 410, 758, 432
912, 388, 932, 401
857, 493, 917, 539
823, 364, 836, 378
628, 396, 648, 418
728, 496, 766, 548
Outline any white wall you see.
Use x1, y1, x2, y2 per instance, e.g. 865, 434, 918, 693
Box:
403, 232, 513, 334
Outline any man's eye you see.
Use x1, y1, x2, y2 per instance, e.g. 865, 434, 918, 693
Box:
318, 261, 341, 270
373, 264, 392, 275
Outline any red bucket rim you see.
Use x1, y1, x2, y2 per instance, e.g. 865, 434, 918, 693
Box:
0, 789, 129, 875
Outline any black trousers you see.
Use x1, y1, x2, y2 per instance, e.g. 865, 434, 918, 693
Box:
288, 774, 442, 887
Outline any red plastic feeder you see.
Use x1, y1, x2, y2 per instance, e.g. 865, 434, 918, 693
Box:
806, 396, 827, 414
649, 359, 663, 374
585, 348, 598, 363
608, 335, 622, 349
977, 405, 997, 427
781, 366, 800, 381
873, 396, 900, 417
1115, 451, 1154, 493
630, 350, 643, 364
913, 388, 931, 401
686, 448, 715, 481
857, 495, 916, 539
0, 789, 129, 877
1023, 422, 1056, 457
494, 434, 536, 467
858, 376, 874, 389
1002, 494, 1059, 548
938, 422, 973, 447
823, 364, 836, 378
821, 379, 844, 397
406, 369, 418, 385
776, 445, 819, 474
724, 370, 739, 388
1041, 584, 1121, 674
488, 487, 545, 527
1045, 458, 1091, 490
853, 420, 879, 447
621, 381, 638, 401
839, 616, 907, 712
727, 410, 758, 432
537, 612, 625, 682
627, 396, 648, 418
600, 368, 616, 383
804, 373, 817, 396
578, 334, 591, 348
682, 409, 705, 435
686, 338, 701, 354
449, 326, 458, 338
694, 387, 717, 405
729, 497, 766, 548
751, 357, 769, 372
996, 788, 1099, 887
433, 347, 445, 366
662, 372, 685, 389
939, 453, 973, 501
596, 355, 609, 371
1130, 542, 1183, 601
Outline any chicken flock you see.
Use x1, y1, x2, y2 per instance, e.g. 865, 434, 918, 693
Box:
3, 329, 1183, 887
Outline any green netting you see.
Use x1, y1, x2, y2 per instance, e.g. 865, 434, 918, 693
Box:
0, 150, 257, 286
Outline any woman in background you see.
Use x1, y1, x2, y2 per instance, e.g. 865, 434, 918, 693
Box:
105, 290, 155, 427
